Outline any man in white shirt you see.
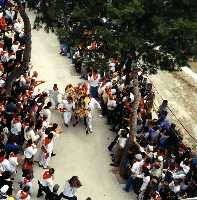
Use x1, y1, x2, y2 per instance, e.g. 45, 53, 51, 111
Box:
85, 97, 101, 134
11, 115, 22, 136
11, 115, 22, 145
37, 168, 55, 197
40, 102, 52, 123
107, 95, 117, 124
14, 19, 24, 33
124, 154, 144, 192
24, 121, 40, 143
59, 176, 81, 200
88, 69, 100, 98
24, 139, 37, 160
16, 185, 30, 200
39, 133, 54, 169
0, 152, 12, 173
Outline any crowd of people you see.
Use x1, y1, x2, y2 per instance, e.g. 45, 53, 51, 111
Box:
0, 1, 90, 200
0, 0, 196, 200
59, 36, 197, 200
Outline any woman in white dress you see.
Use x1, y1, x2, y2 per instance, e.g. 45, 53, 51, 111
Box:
49, 84, 60, 109
60, 96, 75, 127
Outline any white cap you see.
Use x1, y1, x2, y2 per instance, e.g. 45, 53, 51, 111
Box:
135, 154, 142, 161
0, 185, 9, 194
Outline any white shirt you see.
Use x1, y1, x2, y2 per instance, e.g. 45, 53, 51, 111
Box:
118, 137, 127, 149
42, 120, 49, 132
42, 139, 54, 154
131, 160, 144, 175
63, 181, 77, 197
88, 98, 101, 111
0, 159, 12, 173
19, 76, 27, 87
140, 175, 150, 191
11, 121, 22, 135
88, 74, 100, 87
19, 177, 33, 194
40, 108, 51, 122
180, 161, 190, 174
41, 170, 54, 190
16, 190, 30, 200
14, 22, 24, 33
1, 52, 9, 63
0, 79, 5, 88
11, 44, 20, 52
24, 144, 37, 159
8, 155, 18, 173
107, 99, 117, 110
63, 100, 75, 112
130, 92, 135, 103
24, 128, 40, 142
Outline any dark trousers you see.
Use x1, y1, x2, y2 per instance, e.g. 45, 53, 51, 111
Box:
90, 86, 98, 98
59, 193, 77, 200
37, 180, 48, 197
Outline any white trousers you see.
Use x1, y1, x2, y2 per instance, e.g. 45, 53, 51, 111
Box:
86, 113, 93, 131
39, 152, 51, 168
51, 97, 59, 108
63, 111, 72, 125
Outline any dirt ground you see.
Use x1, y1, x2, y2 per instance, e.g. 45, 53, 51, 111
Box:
150, 70, 197, 147
188, 61, 197, 74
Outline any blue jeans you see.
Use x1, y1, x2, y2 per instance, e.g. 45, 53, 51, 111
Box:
124, 175, 134, 192
90, 86, 98, 98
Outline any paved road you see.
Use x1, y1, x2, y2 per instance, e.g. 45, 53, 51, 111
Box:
28, 11, 134, 200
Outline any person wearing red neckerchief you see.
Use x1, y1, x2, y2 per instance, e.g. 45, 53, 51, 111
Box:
19, 174, 33, 196
24, 139, 37, 161
10, 114, 22, 145
0, 151, 11, 174
16, 185, 30, 200
37, 168, 55, 198
88, 69, 100, 98
39, 133, 54, 169
8, 150, 18, 175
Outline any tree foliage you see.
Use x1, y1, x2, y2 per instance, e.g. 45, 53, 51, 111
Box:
30, 0, 197, 67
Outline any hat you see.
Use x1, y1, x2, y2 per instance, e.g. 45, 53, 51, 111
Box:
0, 185, 9, 194
158, 156, 163, 162
135, 154, 142, 161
